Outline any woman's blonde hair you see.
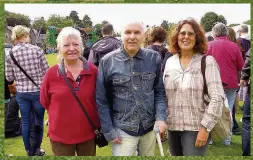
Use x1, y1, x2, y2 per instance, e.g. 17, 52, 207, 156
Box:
11, 25, 29, 42
56, 27, 84, 61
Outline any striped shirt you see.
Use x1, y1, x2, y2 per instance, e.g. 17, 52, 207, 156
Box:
5, 42, 49, 92
163, 53, 224, 132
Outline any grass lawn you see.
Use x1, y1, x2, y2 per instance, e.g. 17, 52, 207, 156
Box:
4, 54, 244, 156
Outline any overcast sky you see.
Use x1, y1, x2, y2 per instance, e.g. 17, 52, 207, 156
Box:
5, 3, 250, 32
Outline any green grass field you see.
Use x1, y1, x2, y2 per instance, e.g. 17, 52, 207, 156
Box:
4, 54, 244, 156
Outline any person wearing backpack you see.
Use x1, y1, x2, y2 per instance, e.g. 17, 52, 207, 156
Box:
146, 26, 172, 73
88, 23, 122, 67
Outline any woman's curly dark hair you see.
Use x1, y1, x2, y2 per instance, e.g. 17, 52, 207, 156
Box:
169, 17, 207, 54
150, 26, 167, 43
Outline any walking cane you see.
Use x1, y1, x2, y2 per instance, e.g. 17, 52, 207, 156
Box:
154, 127, 164, 156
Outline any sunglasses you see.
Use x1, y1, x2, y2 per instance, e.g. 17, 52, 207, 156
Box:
179, 31, 195, 38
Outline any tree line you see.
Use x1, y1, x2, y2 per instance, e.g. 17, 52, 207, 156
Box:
5, 10, 250, 37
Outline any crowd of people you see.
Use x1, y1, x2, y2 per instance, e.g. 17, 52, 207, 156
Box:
4, 18, 250, 156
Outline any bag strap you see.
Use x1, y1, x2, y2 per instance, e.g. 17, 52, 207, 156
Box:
9, 51, 39, 88
201, 55, 210, 105
58, 62, 99, 134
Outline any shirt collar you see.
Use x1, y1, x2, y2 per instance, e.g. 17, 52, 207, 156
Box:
120, 46, 145, 61
215, 36, 228, 40
59, 56, 91, 76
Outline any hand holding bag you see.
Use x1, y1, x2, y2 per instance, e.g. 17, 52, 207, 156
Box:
59, 61, 108, 147
201, 55, 232, 142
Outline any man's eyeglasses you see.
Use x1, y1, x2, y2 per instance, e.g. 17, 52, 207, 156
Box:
179, 31, 195, 38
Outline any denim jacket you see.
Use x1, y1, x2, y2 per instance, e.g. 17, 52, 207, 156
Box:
96, 47, 166, 141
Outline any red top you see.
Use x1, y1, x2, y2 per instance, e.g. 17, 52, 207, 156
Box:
207, 37, 244, 89
40, 62, 100, 144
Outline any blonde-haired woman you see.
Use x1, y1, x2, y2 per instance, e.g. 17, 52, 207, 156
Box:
5, 25, 49, 156
40, 27, 100, 156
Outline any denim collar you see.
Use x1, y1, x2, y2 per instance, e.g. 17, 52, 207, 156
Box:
120, 46, 145, 61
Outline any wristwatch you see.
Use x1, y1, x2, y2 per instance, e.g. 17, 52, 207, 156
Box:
202, 126, 211, 133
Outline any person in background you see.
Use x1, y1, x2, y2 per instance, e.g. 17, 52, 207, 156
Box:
164, 18, 224, 156
146, 26, 172, 73
82, 39, 91, 60
237, 25, 250, 111
227, 27, 242, 135
40, 27, 100, 156
4, 78, 21, 138
237, 25, 250, 60
88, 23, 122, 66
207, 35, 214, 42
5, 25, 49, 156
146, 26, 172, 61
96, 21, 167, 156
240, 49, 250, 156
207, 23, 244, 146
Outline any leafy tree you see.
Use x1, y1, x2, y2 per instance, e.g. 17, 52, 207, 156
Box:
217, 15, 227, 25
160, 20, 175, 33
102, 20, 109, 27
94, 23, 103, 38
69, 10, 81, 27
82, 14, 93, 28
243, 20, 250, 25
167, 23, 177, 40
200, 12, 227, 32
144, 28, 152, 47
47, 14, 74, 28
228, 24, 240, 27
161, 20, 169, 31
5, 10, 31, 27
32, 17, 47, 34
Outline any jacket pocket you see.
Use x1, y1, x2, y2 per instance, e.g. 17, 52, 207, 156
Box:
112, 76, 132, 97
141, 73, 156, 93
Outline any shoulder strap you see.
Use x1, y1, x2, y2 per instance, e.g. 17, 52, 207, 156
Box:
58, 62, 98, 133
201, 55, 210, 105
9, 51, 39, 88
201, 55, 208, 94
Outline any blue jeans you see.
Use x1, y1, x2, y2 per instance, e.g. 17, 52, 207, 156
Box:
242, 93, 250, 156
16, 92, 45, 155
167, 131, 210, 156
223, 88, 237, 145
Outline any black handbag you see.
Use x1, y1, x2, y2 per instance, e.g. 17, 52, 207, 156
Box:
59, 61, 108, 148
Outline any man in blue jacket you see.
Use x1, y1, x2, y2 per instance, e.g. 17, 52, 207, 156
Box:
96, 21, 167, 156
